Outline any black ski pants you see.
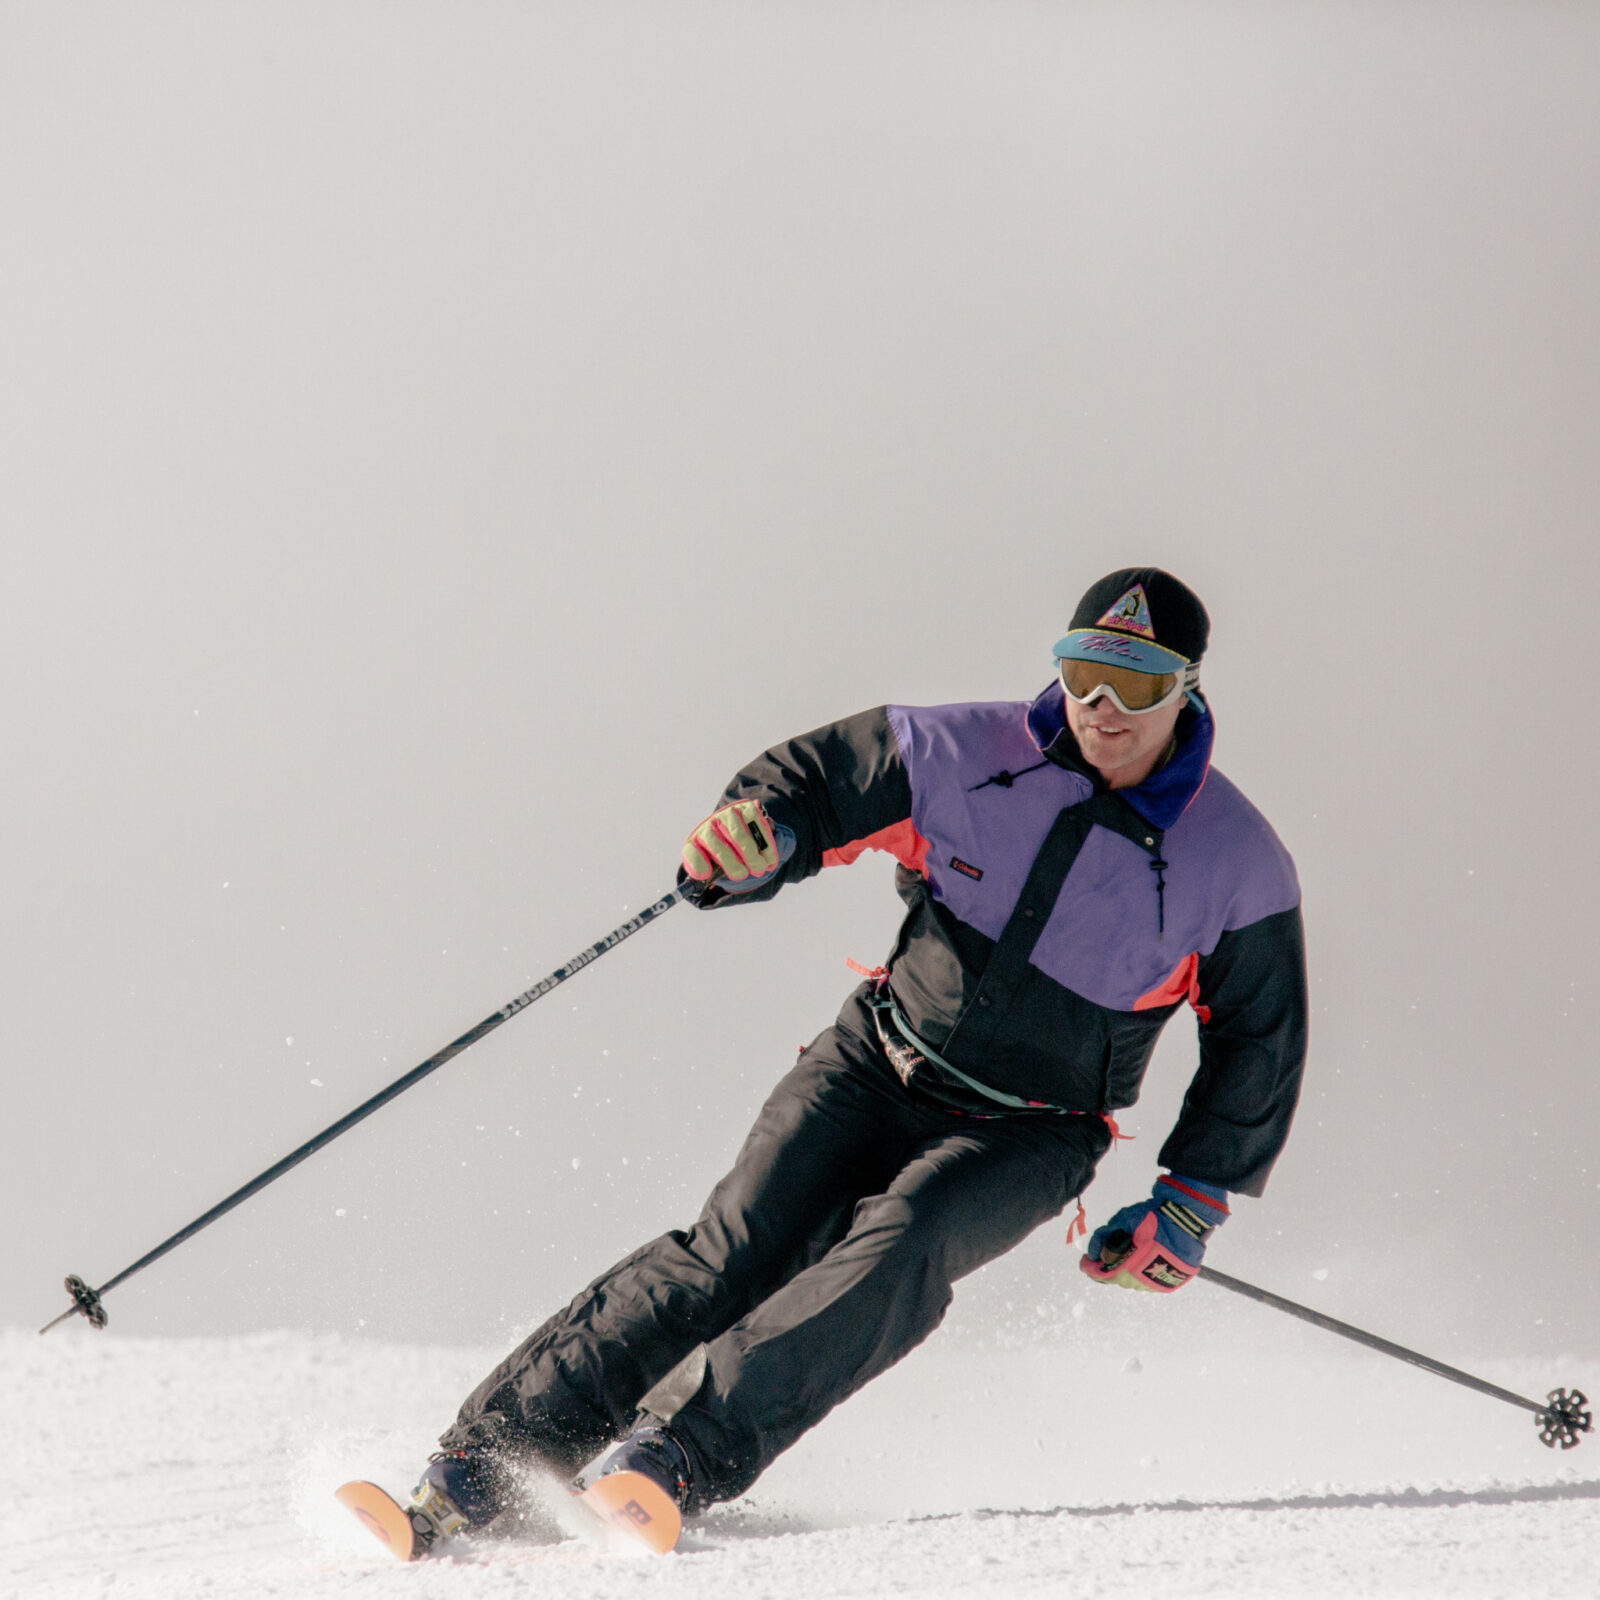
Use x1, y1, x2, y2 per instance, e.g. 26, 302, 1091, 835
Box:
441, 1000, 1109, 1508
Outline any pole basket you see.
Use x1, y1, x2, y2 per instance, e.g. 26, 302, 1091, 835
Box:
1538, 1388, 1591, 1450
56, 1275, 108, 1331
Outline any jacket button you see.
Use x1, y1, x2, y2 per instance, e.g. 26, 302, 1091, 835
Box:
1022, 906, 1035, 919
977, 995, 991, 1007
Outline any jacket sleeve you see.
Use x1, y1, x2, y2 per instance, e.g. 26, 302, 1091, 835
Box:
680, 706, 916, 908
1156, 904, 1308, 1196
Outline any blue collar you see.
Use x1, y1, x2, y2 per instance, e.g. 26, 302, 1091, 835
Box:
1026, 681, 1213, 832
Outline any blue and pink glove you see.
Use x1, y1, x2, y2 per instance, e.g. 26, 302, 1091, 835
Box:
1079, 1174, 1229, 1292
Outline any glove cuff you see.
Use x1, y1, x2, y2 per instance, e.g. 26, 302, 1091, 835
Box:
1155, 1173, 1230, 1234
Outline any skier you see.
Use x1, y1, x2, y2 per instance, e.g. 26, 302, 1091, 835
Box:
401, 567, 1308, 1552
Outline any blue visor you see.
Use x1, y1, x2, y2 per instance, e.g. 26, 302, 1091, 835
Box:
1052, 629, 1191, 675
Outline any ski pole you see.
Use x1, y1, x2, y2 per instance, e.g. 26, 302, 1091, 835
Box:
40, 884, 692, 1336
1197, 1264, 1592, 1450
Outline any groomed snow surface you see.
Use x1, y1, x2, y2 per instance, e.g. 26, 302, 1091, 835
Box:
8, 1307, 1596, 1600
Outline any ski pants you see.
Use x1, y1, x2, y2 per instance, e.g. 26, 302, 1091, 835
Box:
440, 999, 1110, 1508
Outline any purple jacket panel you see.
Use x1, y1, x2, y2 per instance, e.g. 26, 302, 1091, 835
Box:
885, 699, 1093, 937
887, 697, 1300, 1012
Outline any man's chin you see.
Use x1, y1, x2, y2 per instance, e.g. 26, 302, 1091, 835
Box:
1081, 735, 1160, 787
1083, 733, 1134, 764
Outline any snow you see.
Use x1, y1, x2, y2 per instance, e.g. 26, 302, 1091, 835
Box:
7, 1319, 1596, 1599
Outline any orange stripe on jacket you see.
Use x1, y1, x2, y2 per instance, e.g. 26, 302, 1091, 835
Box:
822, 818, 931, 876
1133, 950, 1212, 1023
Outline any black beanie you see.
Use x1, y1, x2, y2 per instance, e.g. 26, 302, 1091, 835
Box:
1064, 568, 1210, 665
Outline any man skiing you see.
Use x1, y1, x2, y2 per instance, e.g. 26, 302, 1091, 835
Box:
393, 567, 1307, 1553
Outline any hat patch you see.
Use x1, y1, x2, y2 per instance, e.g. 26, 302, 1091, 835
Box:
1096, 584, 1156, 640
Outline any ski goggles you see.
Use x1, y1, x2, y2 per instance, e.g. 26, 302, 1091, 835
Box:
1057, 655, 1199, 715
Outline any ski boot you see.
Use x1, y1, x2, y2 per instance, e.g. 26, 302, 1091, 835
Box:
336, 1449, 510, 1561
406, 1450, 511, 1553
572, 1424, 694, 1554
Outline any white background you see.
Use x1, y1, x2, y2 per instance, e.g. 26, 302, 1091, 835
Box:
5, 1, 1597, 1384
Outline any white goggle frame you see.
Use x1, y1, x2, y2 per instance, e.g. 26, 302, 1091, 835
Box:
1057, 659, 1200, 717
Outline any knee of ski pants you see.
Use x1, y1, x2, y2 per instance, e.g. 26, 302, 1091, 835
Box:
842, 1186, 990, 1298
841, 1192, 960, 1326
853, 1127, 1098, 1287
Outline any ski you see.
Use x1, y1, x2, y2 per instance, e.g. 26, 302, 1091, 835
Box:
334, 1480, 422, 1561
575, 1467, 682, 1554
334, 1469, 682, 1561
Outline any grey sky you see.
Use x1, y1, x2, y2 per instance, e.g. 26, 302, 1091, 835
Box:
4, 3, 1596, 1360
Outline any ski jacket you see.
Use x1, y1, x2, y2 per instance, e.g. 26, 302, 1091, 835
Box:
689, 685, 1307, 1195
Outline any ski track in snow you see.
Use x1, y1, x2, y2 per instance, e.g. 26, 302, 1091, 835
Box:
6, 1326, 1596, 1599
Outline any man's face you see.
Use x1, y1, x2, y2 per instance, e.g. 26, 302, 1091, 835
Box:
1063, 681, 1186, 789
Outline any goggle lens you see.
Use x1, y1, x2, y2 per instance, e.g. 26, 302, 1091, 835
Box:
1058, 658, 1181, 712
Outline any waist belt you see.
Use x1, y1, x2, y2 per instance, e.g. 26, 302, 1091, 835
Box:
861, 980, 1069, 1117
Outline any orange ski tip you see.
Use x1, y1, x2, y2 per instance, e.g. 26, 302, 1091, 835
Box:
335, 1480, 418, 1561
580, 1469, 682, 1554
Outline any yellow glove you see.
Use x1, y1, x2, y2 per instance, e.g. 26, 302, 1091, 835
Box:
681, 800, 781, 885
